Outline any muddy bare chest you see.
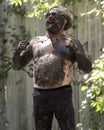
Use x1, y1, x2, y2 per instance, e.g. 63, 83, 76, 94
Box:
31, 37, 73, 87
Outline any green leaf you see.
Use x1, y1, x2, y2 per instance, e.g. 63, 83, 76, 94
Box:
81, 86, 88, 92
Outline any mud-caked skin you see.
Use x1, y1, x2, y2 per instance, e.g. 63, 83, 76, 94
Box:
31, 36, 72, 88
12, 35, 92, 89
12, 6, 92, 130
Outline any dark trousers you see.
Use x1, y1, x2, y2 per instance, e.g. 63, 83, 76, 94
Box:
33, 85, 76, 130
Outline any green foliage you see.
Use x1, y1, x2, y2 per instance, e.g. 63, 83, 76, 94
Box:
78, 49, 104, 129
9, 0, 61, 18
64, 0, 104, 25
27, 0, 51, 18
0, 0, 4, 3
7, 0, 104, 28
64, 0, 82, 5
63, 0, 100, 5
0, 24, 31, 80
82, 50, 104, 113
9, 0, 27, 6
0, 2, 31, 80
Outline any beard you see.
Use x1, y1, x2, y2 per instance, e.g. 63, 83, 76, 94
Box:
46, 19, 64, 34
46, 24, 60, 34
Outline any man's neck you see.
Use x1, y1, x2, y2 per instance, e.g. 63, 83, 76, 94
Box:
46, 32, 65, 44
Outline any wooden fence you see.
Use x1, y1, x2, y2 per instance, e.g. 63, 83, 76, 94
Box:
0, 0, 104, 130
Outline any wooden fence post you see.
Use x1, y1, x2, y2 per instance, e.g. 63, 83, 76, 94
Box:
0, 3, 7, 130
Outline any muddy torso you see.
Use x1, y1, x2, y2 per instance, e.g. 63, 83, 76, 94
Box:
30, 36, 74, 89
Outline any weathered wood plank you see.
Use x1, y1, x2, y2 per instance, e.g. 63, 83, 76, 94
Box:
0, 3, 7, 130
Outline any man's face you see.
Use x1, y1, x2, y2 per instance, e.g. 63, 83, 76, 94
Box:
46, 8, 65, 34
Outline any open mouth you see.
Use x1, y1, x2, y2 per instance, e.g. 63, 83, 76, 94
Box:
47, 22, 55, 25
47, 19, 56, 25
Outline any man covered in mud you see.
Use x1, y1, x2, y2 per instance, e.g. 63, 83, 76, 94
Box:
12, 6, 92, 130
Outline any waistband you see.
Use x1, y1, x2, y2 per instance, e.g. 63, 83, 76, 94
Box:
34, 84, 72, 92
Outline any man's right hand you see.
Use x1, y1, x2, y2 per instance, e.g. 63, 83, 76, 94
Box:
17, 41, 30, 51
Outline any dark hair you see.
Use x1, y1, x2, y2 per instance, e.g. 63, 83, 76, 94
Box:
45, 6, 73, 30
